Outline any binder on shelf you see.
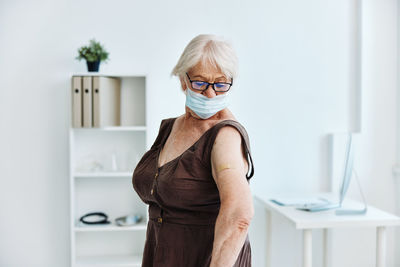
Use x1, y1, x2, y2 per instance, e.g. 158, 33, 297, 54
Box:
93, 76, 121, 127
71, 76, 83, 127
82, 76, 93, 127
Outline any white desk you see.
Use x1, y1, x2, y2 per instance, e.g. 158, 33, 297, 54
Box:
254, 193, 400, 267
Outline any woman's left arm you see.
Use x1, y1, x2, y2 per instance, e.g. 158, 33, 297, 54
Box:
209, 126, 254, 267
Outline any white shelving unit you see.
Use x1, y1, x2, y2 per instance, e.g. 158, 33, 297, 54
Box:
69, 73, 148, 267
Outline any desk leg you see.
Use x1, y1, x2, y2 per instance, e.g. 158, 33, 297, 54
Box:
303, 229, 312, 267
323, 229, 329, 267
376, 226, 387, 267
266, 209, 272, 267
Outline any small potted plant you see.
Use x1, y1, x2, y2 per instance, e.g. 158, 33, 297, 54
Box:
75, 39, 109, 72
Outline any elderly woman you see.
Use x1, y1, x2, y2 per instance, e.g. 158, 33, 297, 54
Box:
132, 34, 255, 267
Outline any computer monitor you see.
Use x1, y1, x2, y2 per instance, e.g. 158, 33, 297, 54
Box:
292, 132, 367, 214
335, 132, 367, 215
270, 132, 367, 214
338, 133, 355, 206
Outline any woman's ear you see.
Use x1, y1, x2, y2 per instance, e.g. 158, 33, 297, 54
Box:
179, 75, 186, 92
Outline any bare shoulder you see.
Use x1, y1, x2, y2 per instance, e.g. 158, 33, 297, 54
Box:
212, 109, 243, 149
210, 121, 248, 180
214, 123, 241, 143
213, 109, 242, 142
212, 121, 245, 160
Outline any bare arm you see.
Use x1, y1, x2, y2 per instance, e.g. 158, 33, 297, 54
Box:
209, 126, 254, 267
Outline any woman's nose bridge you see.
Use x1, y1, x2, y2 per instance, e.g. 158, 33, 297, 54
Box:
202, 85, 216, 98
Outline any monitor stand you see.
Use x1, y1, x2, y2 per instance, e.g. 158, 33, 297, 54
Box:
335, 168, 368, 215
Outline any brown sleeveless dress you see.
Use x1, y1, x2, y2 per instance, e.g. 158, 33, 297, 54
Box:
132, 117, 255, 267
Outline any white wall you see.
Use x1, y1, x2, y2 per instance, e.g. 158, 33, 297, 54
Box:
327, 1, 399, 267
0, 0, 398, 266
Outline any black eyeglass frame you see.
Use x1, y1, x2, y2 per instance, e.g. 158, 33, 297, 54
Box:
185, 72, 233, 93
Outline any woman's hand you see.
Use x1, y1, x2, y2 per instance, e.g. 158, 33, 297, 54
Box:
209, 126, 254, 267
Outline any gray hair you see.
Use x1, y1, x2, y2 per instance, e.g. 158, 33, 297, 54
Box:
171, 34, 238, 80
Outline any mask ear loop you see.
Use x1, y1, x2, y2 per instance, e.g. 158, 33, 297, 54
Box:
185, 73, 195, 94
181, 74, 189, 95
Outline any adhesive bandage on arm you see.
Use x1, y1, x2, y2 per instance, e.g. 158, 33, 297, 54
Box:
216, 163, 234, 173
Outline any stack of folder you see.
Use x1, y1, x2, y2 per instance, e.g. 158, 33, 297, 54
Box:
71, 76, 121, 128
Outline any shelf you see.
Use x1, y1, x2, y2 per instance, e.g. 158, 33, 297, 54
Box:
70, 73, 147, 265
72, 126, 146, 131
76, 254, 142, 266
72, 72, 147, 78
74, 172, 133, 178
75, 222, 147, 232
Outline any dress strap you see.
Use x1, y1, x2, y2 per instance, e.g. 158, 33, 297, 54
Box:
150, 117, 176, 150
203, 120, 254, 181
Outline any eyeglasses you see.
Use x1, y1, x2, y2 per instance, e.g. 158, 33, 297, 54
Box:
186, 73, 233, 92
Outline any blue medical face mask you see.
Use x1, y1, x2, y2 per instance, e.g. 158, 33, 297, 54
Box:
185, 88, 229, 119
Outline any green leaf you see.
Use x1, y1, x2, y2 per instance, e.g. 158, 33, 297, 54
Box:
75, 38, 110, 63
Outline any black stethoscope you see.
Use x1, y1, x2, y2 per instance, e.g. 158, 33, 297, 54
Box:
79, 212, 110, 225
79, 212, 143, 225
